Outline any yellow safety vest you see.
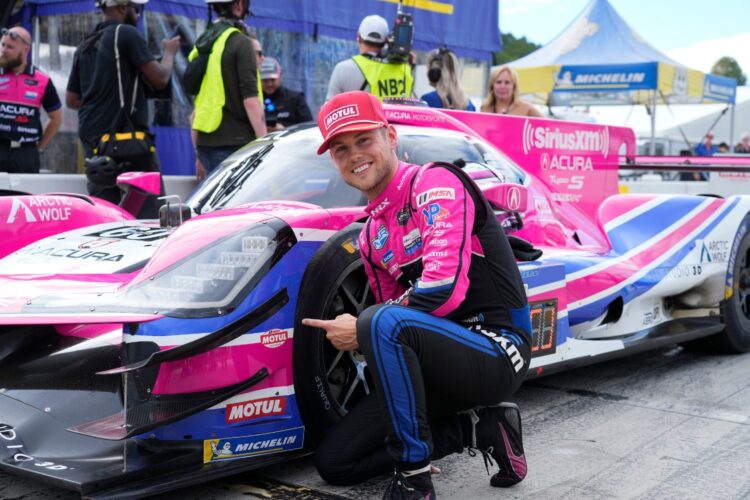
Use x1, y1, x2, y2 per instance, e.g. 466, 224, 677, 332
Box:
352, 55, 413, 101
189, 26, 239, 133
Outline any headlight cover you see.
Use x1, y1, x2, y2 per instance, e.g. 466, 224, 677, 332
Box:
118, 218, 295, 317
22, 218, 295, 319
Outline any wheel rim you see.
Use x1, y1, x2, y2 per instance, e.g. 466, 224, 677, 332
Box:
320, 260, 374, 415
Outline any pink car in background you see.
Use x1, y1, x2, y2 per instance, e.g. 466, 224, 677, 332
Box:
0, 105, 748, 498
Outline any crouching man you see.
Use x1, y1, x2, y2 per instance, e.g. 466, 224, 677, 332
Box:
303, 91, 531, 499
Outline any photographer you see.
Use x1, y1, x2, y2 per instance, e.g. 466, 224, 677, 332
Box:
421, 47, 475, 111
261, 57, 312, 131
326, 14, 413, 101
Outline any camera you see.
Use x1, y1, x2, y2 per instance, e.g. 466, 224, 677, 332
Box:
386, 9, 413, 63
264, 98, 278, 128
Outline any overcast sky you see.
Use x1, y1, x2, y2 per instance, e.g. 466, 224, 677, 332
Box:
500, 0, 750, 78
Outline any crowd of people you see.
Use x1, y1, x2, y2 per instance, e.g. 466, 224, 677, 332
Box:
694, 130, 750, 156
0, 5, 550, 182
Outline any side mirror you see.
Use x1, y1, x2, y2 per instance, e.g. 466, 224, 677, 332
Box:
116, 171, 162, 218
481, 183, 528, 213
117, 171, 161, 196
158, 195, 192, 228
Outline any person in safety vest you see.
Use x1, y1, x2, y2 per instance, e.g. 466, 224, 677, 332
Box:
190, 0, 266, 176
304, 91, 530, 498
326, 15, 414, 102
0, 27, 62, 173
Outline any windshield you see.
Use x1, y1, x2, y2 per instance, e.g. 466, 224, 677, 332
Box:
398, 134, 525, 185
189, 133, 366, 213
188, 126, 526, 213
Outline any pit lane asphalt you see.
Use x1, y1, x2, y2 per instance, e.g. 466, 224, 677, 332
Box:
3, 345, 750, 500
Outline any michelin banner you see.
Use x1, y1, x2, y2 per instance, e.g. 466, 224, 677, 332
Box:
518, 62, 736, 106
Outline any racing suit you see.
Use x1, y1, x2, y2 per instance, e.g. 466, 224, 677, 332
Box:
315, 161, 531, 484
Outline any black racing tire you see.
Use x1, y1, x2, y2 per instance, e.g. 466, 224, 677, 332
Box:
685, 214, 750, 353
716, 214, 750, 352
293, 222, 375, 447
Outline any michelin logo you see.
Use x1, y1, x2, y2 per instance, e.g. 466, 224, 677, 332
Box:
203, 427, 305, 463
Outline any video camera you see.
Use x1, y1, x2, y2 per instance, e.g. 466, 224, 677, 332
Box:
385, 5, 413, 63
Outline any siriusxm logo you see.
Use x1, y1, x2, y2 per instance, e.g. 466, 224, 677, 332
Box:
522, 120, 609, 158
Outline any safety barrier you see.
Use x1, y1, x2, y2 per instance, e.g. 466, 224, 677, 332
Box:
0, 173, 198, 203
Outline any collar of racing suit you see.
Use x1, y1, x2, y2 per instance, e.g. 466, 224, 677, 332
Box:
364, 161, 420, 219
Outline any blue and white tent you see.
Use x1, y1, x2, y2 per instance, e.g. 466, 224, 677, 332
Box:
504, 0, 738, 152
507, 0, 736, 107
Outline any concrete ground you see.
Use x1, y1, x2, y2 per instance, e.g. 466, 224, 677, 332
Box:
2, 345, 749, 500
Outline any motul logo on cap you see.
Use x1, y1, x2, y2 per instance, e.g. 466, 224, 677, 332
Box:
324, 105, 359, 129
261, 329, 288, 348
226, 397, 287, 423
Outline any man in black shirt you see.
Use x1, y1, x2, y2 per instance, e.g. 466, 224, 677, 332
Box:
260, 57, 312, 131
66, 0, 178, 212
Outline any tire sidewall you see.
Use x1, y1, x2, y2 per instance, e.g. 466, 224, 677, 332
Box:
721, 213, 750, 352
293, 223, 365, 446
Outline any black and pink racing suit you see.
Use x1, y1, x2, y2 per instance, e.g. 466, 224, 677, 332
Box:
315, 161, 531, 484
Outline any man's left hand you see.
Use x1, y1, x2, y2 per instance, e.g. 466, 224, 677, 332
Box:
302, 314, 358, 351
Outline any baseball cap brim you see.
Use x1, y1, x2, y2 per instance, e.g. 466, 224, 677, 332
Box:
316, 122, 385, 155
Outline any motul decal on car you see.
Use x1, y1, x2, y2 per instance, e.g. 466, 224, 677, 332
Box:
225, 397, 287, 423
261, 329, 289, 348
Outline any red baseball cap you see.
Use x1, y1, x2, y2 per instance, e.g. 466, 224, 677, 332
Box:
317, 91, 389, 155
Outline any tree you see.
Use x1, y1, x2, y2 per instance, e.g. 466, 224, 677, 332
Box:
711, 56, 746, 86
493, 33, 541, 66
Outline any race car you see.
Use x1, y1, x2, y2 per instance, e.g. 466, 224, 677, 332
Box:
1, 105, 749, 498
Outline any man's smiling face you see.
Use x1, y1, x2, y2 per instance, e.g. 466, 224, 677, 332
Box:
328, 126, 398, 201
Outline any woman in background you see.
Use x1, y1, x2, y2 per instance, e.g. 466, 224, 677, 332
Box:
481, 66, 542, 117
420, 47, 475, 111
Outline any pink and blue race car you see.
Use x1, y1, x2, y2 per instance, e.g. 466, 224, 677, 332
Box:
0, 105, 748, 498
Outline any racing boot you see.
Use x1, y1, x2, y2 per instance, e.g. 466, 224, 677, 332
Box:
382, 466, 436, 499
461, 402, 527, 487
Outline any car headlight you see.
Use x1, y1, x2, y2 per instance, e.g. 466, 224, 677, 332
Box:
119, 219, 295, 316
20, 219, 296, 319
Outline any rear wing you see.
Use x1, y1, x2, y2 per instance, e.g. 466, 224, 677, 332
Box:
619, 155, 750, 196
621, 155, 750, 173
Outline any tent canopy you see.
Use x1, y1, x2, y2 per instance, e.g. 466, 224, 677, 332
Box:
18, 0, 500, 60
506, 0, 736, 106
